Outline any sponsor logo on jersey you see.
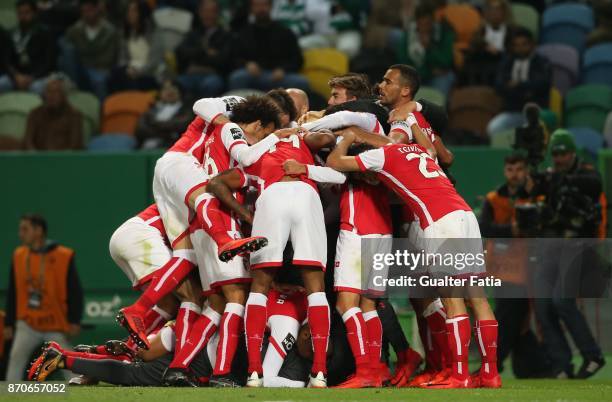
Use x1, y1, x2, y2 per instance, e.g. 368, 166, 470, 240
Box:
230, 127, 245, 140
282, 333, 296, 353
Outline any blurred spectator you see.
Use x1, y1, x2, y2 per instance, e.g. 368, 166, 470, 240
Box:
228, 0, 309, 91
108, 0, 159, 93
363, 0, 411, 50
175, 0, 229, 99
36, 0, 80, 39
23, 75, 84, 150
487, 28, 551, 136
63, 0, 119, 99
586, 0, 612, 48
395, 3, 455, 96
271, 0, 367, 58
0, 0, 57, 94
460, 0, 514, 86
135, 80, 192, 149
4, 214, 83, 381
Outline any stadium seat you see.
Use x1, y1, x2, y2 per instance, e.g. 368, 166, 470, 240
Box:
583, 43, 612, 86
302, 48, 349, 99
87, 134, 136, 152
549, 87, 563, 123
540, 3, 594, 53
440, 4, 481, 67
151, 7, 193, 61
448, 86, 503, 138
68, 91, 100, 145
222, 89, 266, 98
0, 135, 22, 150
604, 111, 612, 148
565, 85, 612, 133
0, 92, 42, 140
536, 44, 579, 95
416, 86, 446, 107
568, 127, 604, 161
0, 9, 17, 30
490, 129, 515, 149
101, 91, 155, 135
511, 3, 539, 39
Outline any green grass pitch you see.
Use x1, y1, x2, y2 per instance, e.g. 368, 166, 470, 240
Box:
2, 380, 612, 402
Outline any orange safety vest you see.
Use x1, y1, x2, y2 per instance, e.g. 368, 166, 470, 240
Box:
12, 245, 73, 332
484, 189, 532, 285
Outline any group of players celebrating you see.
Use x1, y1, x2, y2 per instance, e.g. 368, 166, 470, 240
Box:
28, 64, 501, 390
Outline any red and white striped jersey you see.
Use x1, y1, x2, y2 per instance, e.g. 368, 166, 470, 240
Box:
136, 204, 168, 241
167, 117, 214, 163
202, 122, 248, 178
356, 143, 470, 230
267, 289, 308, 323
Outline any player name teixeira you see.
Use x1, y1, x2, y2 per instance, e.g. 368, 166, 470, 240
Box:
372, 275, 502, 288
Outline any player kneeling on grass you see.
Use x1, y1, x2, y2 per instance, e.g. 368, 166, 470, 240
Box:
326, 126, 501, 389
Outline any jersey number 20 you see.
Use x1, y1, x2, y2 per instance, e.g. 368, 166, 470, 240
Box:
405, 152, 446, 179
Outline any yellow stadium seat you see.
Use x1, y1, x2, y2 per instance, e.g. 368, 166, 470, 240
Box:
549, 87, 563, 123
302, 48, 349, 99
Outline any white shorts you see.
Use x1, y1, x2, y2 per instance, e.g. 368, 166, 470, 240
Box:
152, 152, 209, 247
109, 217, 172, 288
250, 181, 327, 270
334, 230, 392, 294
190, 227, 251, 295
422, 210, 484, 276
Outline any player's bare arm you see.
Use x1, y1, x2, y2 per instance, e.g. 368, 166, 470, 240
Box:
206, 169, 253, 224
388, 111, 437, 159
434, 135, 454, 167
303, 130, 336, 153
283, 159, 347, 184
326, 132, 361, 172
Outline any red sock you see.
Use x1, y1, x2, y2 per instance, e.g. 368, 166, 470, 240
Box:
416, 315, 439, 369
65, 356, 75, 369
133, 255, 195, 311
245, 293, 268, 375
144, 306, 171, 335
307, 292, 330, 376
341, 307, 370, 371
476, 320, 499, 379
213, 303, 245, 375
446, 314, 471, 381
424, 303, 451, 370
196, 196, 234, 248
169, 307, 221, 369
363, 310, 382, 366
174, 302, 201, 355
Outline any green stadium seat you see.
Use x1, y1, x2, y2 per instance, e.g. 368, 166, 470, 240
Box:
0, 8, 17, 30
490, 129, 515, 149
0, 0, 17, 10
416, 86, 446, 106
68, 91, 101, 145
565, 85, 612, 133
511, 3, 539, 39
0, 92, 42, 140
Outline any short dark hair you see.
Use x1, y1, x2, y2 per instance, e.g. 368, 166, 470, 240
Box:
80, 0, 99, 6
230, 95, 281, 129
328, 73, 372, 100
511, 27, 534, 43
266, 88, 297, 123
504, 153, 527, 165
389, 64, 421, 99
21, 214, 47, 235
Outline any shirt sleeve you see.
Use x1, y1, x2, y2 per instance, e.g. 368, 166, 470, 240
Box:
192, 96, 245, 122
355, 147, 385, 172
230, 132, 280, 167
302, 111, 378, 132
306, 165, 347, 184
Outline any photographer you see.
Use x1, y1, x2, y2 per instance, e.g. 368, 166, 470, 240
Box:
532, 129, 606, 379
480, 154, 552, 378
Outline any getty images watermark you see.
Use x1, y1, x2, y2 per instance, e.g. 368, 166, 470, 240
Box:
359, 238, 612, 299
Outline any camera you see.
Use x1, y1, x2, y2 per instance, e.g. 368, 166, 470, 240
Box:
513, 103, 547, 171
